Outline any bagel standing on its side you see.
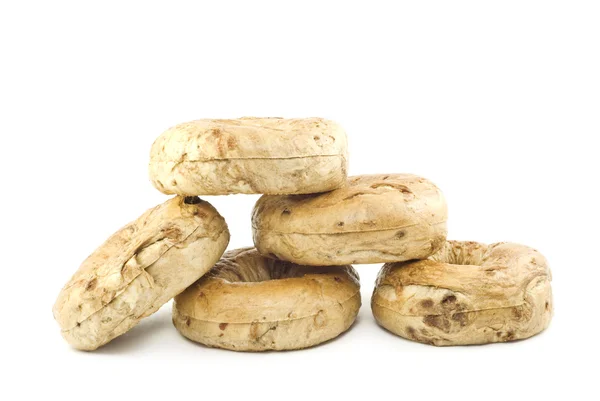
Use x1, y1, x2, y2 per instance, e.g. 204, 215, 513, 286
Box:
252, 174, 447, 265
149, 117, 348, 195
53, 196, 229, 350
172, 248, 361, 351
371, 241, 553, 346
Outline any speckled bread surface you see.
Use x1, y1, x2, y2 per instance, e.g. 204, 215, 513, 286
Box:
252, 174, 447, 265
149, 117, 348, 195
371, 240, 553, 346
173, 247, 361, 351
53, 196, 229, 351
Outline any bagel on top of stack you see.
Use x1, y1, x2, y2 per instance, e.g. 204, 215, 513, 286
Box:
149, 117, 348, 195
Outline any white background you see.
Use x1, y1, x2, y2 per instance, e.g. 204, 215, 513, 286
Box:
1, 1, 598, 400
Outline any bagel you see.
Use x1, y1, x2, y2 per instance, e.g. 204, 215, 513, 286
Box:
251, 174, 447, 265
172, 247, 361, 351
53, 196, 229, 350
371, 240, 553, 346
149, 117, 348, 195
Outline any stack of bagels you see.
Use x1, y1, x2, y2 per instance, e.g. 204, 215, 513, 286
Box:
53, 117, 553, 351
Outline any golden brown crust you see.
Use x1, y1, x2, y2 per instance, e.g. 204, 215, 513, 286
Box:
173, 248, 361, 351
149, 117, 348, 195
53, 196, 229, 350
252, 174, 448, 265
371, 240, 553, 346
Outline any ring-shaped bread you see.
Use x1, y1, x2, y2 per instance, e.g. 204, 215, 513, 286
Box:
252, 174, 447, 265
53, 196, 229, 350
172, 247, 361, 351
371, 240, 553, 346
149, 117, 348, 195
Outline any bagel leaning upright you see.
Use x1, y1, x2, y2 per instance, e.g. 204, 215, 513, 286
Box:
53, 196, 229, 350
149, 117, 348, 195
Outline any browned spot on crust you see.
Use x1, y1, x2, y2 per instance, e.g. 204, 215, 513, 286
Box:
334, 276, 342, 283
219, 333, 224, 337
420, 299, 434, 308
250, 322, 260, 340
227, 137, 236, 149
192, 209, 208, 218
430, 235, 445, 252
406, 326, 435, 345
211, 128, 226, 155
85, 278, 97, 291
219, 323, 228, 330
423, 315, 451, 332
162, 226, 182, 240
512, 307, 523, 320
314, 135, 320, 140
451, 312, 468, 326
545, 302, 550, 311
337, 221, 345, 227
441, 295, 457, 306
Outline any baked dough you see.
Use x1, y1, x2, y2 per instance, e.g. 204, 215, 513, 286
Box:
252, 174, 447, 265
371, 241, 553, 346
172, 247, 361, 351
53, 196, 229, 350
149, 117, 348, 195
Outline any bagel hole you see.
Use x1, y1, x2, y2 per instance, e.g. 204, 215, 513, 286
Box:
207, 249, 351, 283
184, 196, 202, 205
429, 242, 487, 266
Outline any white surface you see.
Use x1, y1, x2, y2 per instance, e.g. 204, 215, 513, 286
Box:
1, 1, 598, 400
